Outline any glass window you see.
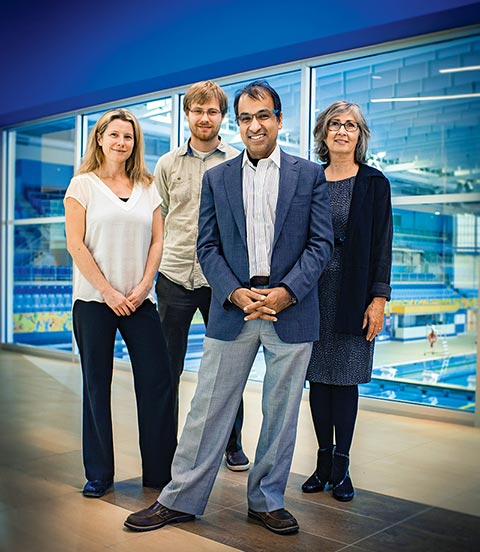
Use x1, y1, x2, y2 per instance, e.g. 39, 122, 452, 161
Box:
180, 71, 302, 156
14, 119, 75, 219
85, 97, 172, 174
313, 35, 480, 197
224, 71, 302, 155
7, 118, 76, 351
12, 223, 73, 350
313, 34, 480, 412
3, 30, 478, 417
178, 71, 302, 374
84, 98, 173, 360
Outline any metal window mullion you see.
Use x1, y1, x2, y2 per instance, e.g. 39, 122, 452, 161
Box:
171, 93, 181, 149
0, 131, 7, 342
476, 213, 480, 427
69, 114, 85, 359
3, 130, 16, 343
74, 114, 83, 171
5, 131, 15, 343
299, 65, 312, 160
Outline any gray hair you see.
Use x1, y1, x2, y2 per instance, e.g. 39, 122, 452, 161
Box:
313, 100, 370, 164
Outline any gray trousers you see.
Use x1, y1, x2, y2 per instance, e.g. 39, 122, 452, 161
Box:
158, 319, 312, 514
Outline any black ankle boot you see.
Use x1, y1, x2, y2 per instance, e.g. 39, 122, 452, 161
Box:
330, 449, 355, 502
301, 447, 333, 493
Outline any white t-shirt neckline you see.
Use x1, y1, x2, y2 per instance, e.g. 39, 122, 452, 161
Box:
90, 172, 142, 211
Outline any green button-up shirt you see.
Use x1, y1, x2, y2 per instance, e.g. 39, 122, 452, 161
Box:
155, 139, 240, 290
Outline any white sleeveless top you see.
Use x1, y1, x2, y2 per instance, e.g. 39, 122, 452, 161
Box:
64, 172, 162, 304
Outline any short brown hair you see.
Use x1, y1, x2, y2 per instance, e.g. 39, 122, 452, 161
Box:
183, 81, 228, 116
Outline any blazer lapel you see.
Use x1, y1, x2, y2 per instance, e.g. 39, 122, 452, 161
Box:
272, 151, 298, 249
224, 155, 247, 247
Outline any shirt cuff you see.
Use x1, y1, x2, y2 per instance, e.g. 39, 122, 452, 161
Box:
280, 283, 298, 305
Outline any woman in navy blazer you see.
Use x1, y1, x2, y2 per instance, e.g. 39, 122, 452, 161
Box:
302, 101, 393, 501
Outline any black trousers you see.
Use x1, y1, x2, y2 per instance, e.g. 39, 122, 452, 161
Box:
73, 299, 176, 485
156, 272, 244, 453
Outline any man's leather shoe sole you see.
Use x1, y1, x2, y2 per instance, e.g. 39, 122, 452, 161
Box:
248, 508, 299, 534
124, 501, 195, 532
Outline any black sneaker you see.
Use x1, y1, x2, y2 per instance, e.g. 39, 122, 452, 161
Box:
124, 501, 195, 532
225, 450, 250, 471
248, 508, 299, 534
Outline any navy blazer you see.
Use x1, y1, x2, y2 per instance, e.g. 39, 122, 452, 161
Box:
197, 150, 334, 344
334, 163, 393, 335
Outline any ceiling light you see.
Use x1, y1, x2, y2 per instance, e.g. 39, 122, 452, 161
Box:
371, 93, 480, 102
439, 65, 480, 73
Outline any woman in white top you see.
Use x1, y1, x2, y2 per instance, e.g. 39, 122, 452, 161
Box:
64, 109, 176, 498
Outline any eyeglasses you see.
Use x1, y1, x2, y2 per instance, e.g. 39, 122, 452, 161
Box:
328, 120, 359, 132
189, 108, 222, 117
236, 109, 279, 125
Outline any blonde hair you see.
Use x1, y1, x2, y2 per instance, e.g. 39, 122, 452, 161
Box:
78, 108, 153, 186
313, 100, 370, 164
183, 81, 228, 116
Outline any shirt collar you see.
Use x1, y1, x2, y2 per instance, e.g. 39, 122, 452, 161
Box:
180, 137, 227, 157
242, 144, 281, 169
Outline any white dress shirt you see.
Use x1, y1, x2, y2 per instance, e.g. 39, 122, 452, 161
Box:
242, 145, 281, 278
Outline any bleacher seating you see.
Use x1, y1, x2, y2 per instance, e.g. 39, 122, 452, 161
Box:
391, 283, 464, 301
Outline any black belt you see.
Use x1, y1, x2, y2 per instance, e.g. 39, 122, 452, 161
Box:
250, 275, 270, 287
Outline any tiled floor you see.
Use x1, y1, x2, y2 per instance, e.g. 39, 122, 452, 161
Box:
0, 349, 479, 551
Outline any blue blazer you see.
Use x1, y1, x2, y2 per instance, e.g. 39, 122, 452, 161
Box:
334, 163, 393, 335
197, 150, 334, 343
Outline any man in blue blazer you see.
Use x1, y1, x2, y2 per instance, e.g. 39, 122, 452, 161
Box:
125, 80, 333, 535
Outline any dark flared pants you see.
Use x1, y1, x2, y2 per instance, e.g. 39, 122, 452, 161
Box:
73, 299, 176, 486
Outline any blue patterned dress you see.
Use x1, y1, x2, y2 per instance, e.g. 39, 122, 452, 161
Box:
306, 176, 374, 385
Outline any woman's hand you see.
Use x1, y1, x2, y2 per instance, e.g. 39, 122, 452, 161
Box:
102, 288, 136, 316
123, 207, 163, 312
362, 297, 387, 342
126, 281, 151, 310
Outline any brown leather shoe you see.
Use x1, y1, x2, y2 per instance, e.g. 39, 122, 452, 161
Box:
124, 501, 195, 532
248, 508, 299, 534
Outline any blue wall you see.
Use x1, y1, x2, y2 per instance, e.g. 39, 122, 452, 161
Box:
0, 0, 478, 127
